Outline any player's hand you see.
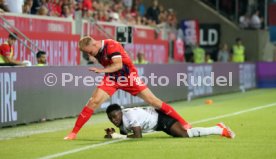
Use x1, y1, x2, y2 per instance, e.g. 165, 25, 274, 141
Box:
105, 128, 116, 135
89, 67, 103, 73
104, 128, 116, 138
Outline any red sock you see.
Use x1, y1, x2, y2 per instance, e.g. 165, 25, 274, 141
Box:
160, 102, 189, 126
72, 106, 94, 134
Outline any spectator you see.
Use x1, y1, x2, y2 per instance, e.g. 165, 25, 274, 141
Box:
146, 0, 160, 24
167, 8, 177, 28
37, 6, 49, 16
136, 15, 147, 25
36, 51, 47, 66
133, 52, 149, 64
0, 33, 25, 66
6, 0, 24, 13
75, 0, 82, 11
22, 2, 31, 14
239, 13, 250, 29
250, 10, 263, 29
135, 0, 145, 17
61, 4, 73, 19
41, 0, 54, 16
158, 6, 168, 25
192, 43, 205, 64
82, 0, 93, 11
31, 0, 41, 14
123, 0, 133, 9
82, 8, 93, 20
99, 10, 108, 22
109, 12, 121, 22
217, 43, 230, 62
0, 0, 9, 12
205, 53, 213, 63
112, 0, 124, 13
49, 0, 62, 17
232, 38, 245, 63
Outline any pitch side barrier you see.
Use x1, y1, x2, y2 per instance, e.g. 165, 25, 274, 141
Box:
0, 63, 256, 127
257, 62, 276, 88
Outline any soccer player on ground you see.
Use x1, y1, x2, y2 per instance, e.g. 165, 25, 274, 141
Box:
104, 104, 235, 139
64, 37, 191, 140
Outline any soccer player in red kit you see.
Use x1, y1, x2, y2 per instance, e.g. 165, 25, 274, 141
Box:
0, 33, 24, 65
64, 36, 192, 140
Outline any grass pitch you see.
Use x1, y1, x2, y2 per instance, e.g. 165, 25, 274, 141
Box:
0, 89, 276, 159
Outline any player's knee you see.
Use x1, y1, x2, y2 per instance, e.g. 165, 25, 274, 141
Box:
146, 97, 162, 108
87, 97, 101, 109
179, 132, 189, 138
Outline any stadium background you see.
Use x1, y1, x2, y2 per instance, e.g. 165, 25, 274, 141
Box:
0, 0, 276, 158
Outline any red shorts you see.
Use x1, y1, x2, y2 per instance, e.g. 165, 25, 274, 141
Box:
98, 74, 147, 96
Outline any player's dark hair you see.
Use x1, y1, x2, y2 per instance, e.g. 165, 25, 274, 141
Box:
236, 37, 241, 42
106, 104, 122, 114
36, 51, 46, 58
8, 33, 17, 40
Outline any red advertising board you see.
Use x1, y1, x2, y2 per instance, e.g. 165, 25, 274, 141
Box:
0, 13, 73, 34
124, 38, 169, 64
133, 27, 161, 40
0, 32, 80, 65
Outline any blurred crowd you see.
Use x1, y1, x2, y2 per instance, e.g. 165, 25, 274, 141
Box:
239, 10, 263, 29
0, 0, 178, 28
203, 0, 265, 29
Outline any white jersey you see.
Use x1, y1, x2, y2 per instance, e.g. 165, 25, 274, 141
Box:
119, 107, 158, 134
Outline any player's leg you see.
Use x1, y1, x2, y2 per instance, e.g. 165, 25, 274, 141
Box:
187, 123, 235, 138
64, 88, 110, 140
137, 88, 191, 129
168, 122, 189, 137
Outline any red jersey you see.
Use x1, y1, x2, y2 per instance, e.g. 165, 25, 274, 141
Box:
95, 39, 137, 77
0, 43, 13, 63
0, 43, 12, 56
96, 39, 147, 96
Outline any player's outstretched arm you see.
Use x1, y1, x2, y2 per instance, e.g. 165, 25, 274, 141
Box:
127, 126, 142, 138
4, 56, 25, 65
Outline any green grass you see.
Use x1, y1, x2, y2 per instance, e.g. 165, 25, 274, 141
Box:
0, 89, 276, 159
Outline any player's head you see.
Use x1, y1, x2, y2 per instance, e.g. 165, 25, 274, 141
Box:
106, 104, 123, 127
8, 32, 17, 45
36, 51, 47, 64
78, 36, 99, 56
137, 52, 145, 61
236, 37, 242, 44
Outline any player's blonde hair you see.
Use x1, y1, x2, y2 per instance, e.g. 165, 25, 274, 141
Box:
78, 36, 93, 51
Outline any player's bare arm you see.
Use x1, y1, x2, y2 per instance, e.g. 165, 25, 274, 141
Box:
89, 57, 123, 73
3, 55, 24, 65
127, 126, 142, 138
